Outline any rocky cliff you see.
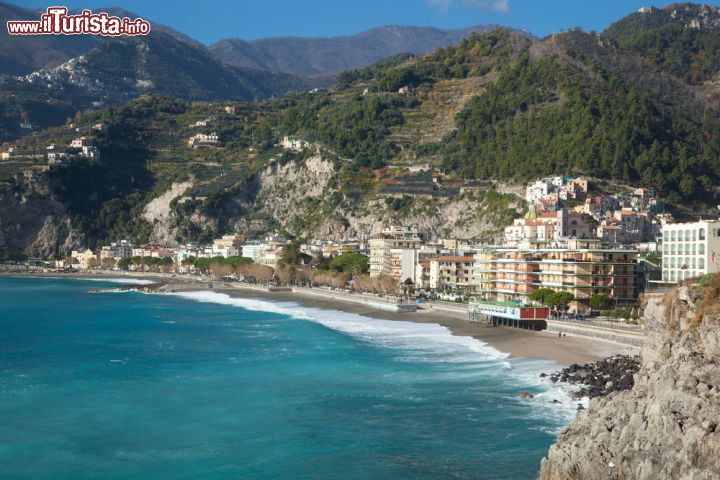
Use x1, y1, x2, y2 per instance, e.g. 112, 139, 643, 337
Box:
246, 156, 523, 242
540, 278, 720, 479
0, 173, 82, 258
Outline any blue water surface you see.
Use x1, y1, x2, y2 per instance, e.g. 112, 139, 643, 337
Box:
0, 277, 571, 479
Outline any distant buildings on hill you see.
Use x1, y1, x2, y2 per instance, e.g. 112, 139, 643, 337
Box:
27, 173, 720, 312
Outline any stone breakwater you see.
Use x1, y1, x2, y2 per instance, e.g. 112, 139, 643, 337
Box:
539, 282, 720, 480
543, 355, 640, 400
89, 282, 167, 293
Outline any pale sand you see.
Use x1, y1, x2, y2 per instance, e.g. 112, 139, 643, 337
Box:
211, 285, 638, 367
8, 271, 638, 366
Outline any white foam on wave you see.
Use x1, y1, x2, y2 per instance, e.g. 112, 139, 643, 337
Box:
171, 290, 508, 363
73, 277, 157, 285
169, 290, 578, 428
503, 356, 582, 428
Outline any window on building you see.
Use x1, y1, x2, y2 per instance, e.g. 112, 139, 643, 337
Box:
670, 231, 676, 241
699, 228, 706, 240
692, 230, 697, 241
685, 230, 691, 241
699, 244, 705, 255
685, 244, 691, 255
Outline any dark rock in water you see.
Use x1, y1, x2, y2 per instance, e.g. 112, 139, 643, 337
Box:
551, 355, 640, 399
577, 404, 585, 411
552, 399, 560, 404
539, 373, 547, 378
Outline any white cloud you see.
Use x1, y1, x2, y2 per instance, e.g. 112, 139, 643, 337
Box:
427, 0, 454, 11
428, 0, 510, 14
464, 0, 509, 13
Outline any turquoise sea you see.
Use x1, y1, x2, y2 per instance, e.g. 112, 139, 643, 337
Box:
0, 277, 577, 479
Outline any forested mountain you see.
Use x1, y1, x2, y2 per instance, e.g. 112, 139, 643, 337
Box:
0, 2, 204, 75
3, 4, 720, 258
271, 28, 720, 204
209, 25, 532, 80
0, 30, 306, 143
604, 3, 720, 88
53, 31, 306, 102
0, 2, 98, 75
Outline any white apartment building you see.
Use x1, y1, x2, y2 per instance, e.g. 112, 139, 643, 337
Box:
525, 180, 551, 203
99, 240, 134, 260
662, 220, 720, 283
429, 255, 475, 290
241, 243, 269, 262
369, 226, 422, 278
212, 235, 243, 257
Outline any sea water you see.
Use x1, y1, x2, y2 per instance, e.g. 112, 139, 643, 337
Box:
0, 277, 577, 479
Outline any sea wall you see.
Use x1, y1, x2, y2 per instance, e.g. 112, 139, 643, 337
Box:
539, 281, 720, 480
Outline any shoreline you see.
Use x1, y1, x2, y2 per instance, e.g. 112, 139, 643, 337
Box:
3, 271, 638, 366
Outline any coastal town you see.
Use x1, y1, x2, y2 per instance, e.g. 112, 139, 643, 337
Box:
12, 174, 719, 323
4, 2, 720, 479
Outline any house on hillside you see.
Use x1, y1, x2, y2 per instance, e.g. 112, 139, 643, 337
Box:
68, 137, 100, 159
188, 132, 219, 148
46, 145, 67, 163
280, 136, 309, 151
1, 147, 14, 160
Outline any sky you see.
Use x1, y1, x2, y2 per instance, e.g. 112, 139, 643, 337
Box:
10, 0, 720, 44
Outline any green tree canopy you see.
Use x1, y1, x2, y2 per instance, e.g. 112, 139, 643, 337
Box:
278, 242, 312, 266
328, 252, 370, 275
529, 288, 555, 304
545, 291, 574, 310
589, 294, 612, 309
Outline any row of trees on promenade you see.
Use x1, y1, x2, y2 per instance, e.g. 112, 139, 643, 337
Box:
106, 247, 406, 295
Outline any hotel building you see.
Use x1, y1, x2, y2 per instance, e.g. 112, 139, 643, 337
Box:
369, 226, 423, 278
661, 220, 720, 283
473, 240, 638, 312
429, 255, 475, 290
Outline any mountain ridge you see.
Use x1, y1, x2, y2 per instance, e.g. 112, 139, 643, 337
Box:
209, 24, 534, 80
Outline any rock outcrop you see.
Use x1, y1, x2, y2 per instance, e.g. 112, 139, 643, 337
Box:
0, 175, 82, 257
241, 156, 523, 241
547, 355, 640, 400
540, 278, 720, 480
142, 181, 192, 244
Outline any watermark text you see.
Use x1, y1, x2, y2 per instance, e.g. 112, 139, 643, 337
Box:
7, 7, 151, 36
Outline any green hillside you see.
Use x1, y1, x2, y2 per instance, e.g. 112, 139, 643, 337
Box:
4, 6, 720, 254
272, 29, 720, 204
604, 4, 720, 87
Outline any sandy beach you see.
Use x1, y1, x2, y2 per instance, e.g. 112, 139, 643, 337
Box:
5, 271, 638, 366
212, 284, 637, 366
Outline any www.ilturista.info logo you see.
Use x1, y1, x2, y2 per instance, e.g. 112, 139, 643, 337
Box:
7, 7, 151, 36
